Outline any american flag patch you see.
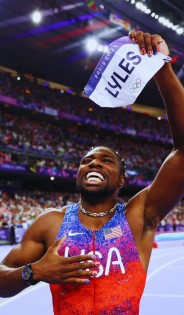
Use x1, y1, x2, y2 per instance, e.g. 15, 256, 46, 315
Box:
104, 225, 123, 240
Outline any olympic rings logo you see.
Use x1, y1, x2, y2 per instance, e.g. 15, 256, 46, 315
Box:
129, 78, 141, 94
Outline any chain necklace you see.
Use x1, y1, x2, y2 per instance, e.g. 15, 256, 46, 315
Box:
78, 202, 117, 217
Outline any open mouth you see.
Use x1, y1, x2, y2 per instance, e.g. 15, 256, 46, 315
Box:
85, 171, 105, 182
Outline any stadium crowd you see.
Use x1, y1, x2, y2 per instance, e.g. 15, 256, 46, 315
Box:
0, 70, 171, 143
0, 191, 184, 233
0, 68, 183, 237
0, 109, 171, 182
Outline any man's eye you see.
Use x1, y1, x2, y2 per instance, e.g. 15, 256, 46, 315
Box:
82, 159, 91, 164
103, 158, 112, 163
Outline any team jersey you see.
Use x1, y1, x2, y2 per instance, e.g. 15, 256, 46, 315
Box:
50, 203, 146, 315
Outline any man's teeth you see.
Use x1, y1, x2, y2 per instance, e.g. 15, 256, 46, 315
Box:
86, 172, 104, 181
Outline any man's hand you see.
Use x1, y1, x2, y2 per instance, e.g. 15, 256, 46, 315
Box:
129, 30, 169, 56
32, 237, 99, 284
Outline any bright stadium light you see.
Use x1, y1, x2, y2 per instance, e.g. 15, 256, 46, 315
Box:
86, 38, 98, 53
97, 44, 104, 52
129, 0, 184, 36
145, 9, 151, 14
31, 10, 42, 24
176, 27, 184, 35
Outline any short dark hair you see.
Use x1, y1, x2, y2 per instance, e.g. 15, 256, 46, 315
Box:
88, 146, 126, 177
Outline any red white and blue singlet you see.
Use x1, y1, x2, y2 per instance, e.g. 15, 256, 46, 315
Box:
50, 203, 146, 315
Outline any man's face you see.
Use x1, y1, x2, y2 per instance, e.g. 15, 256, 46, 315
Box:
77, 147, 124, 198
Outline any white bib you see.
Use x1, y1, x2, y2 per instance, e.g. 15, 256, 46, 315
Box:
84, 36, 171, 108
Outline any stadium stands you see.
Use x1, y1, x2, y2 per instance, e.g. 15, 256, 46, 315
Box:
0, 69, 183, 244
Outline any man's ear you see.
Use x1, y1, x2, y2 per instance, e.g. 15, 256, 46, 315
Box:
119, 176, 125, 188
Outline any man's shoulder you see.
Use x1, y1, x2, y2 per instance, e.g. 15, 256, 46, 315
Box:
25, 205, 70, 247
39, 206, 67, 216
31, 206, 68, 229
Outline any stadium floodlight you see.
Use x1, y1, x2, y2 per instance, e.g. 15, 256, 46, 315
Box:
86, 38, 98, 53
31, 10, 42, 24
97, 45, 104, 52
176, 27, 184, 35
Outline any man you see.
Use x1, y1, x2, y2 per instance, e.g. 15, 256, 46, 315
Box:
0, 31, 184, 315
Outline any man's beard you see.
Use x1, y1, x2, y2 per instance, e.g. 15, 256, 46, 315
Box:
77, 183, 116, 200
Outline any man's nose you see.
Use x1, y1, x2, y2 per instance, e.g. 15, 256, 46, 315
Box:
89, 159, 102, 168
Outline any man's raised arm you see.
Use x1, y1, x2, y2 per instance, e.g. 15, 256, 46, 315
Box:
128, 31, 184, 223
155, 62, 184, 149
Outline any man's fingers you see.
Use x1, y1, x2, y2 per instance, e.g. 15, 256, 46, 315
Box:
134, 31, 152, 55
128, 29, 137, 41
143, 33, 153, 54
129, 31, 166, 56
66, 254, 96, 264
61, 268, 97, 280
64, 260, 99, 271
129, 31, 147, 54
61, 268, 99, 283
49, 240, 98, 268
62, 277, 90, 285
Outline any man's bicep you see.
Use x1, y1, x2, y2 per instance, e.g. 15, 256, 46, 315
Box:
1, 238, 45, 268
1, 209, 62, 268
147, 149, 184, 221
1, 216, 47, 267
